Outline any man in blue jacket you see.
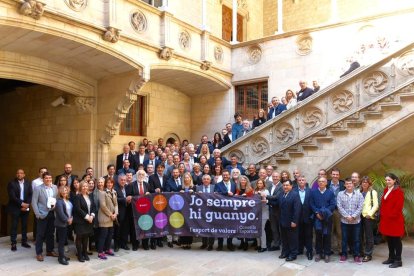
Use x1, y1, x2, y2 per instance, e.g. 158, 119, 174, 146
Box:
267, 97, 286, 120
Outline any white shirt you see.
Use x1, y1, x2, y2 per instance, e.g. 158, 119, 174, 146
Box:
139, 154, 145, 164
32, 177, 43, 191
158, 174, 164, 187
18, 180, 24, 201
203, 186, 210, 193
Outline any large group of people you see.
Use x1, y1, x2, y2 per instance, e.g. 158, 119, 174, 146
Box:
7, 133, 405, 268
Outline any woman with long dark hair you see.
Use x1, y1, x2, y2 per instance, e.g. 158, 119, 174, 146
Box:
379, 173, 404, 268
212, 132, 223, 149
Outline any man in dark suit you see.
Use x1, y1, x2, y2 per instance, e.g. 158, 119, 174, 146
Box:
266, 171, 284, 251
116, 144, 137, 172
222, 123, 232, 147
143, 151, 160, 173
126, 169, 150, 250
103, 164, 118, 187
327, 167, 345, 253
114, 174, 130, 252
214, 170, 236, 251
165, 168, 183, 193
7, 169, 33, 251
295, 175, 313, 260
197, 175, 215, 251
297, 80, 314, 102
135, 144, 149, 169
54, 164, 78, 186
148, 164, 168, 248
278, 180, 301, 261
267, 97, 287, 120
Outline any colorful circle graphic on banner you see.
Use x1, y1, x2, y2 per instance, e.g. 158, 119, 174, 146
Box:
138, 214, 153, 231
169, 212, 184, 228
169, 194, 184, 210
136, 197, 151, 214
153, 194, 167, 212
154, 212, 168, 229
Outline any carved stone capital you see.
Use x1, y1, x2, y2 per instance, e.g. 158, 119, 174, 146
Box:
200, 60, 212, 71
19, 0, 46, 20
74, 96, 95, 113
159, 47, 174, 61
103, 27, 121, 43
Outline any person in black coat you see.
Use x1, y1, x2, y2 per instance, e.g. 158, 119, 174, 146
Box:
73, 181, 96, 262
54, 186, 73, 265
294, 175, 314, 260
252, 109, 267, 129
296, 81, 314, 102
113, 175, 130, 251
116, 145, 137, 172
7, 169, 32, 251
278, 180, 301, 261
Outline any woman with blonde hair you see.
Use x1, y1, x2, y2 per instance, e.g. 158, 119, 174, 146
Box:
200, 144, 211, 160
285, 89, 297, 110
252, 109, 267, 129
180, 172, 194, 249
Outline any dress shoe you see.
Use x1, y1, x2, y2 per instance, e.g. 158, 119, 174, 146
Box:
389, 261, 402, 268
382, 259, 394, 264
132, 246, 139, 251
286, 256, 296, 262
157, 240, 164, 247
200, 244, 208, 250
268, 246, 280, 251
307, 252, 313, 260
46, 251, 59, 257
36, 255, 44, 262
64, 256, 71, 261
167, 242, 173, 248
121, 245, 130, 250
150, 243, 156, 250
257, 247, 267, 253
324, 255, 330, 263
216, 245, 223, 251
279, 254, 287, 259
83, 254, 90, 261
227, 244, 235, 251
11, 244, 17, 251
77, 255, 85, 262
207, 245, 213, 251
21, 242, 31, 249
58, 258, 68, 265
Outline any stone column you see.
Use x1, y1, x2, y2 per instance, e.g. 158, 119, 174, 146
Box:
277, 0, 283, 33
201, 0, 209, 31
231, 0, 238, 44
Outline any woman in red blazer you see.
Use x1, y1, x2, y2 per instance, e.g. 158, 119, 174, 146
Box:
379, 173, 404, 268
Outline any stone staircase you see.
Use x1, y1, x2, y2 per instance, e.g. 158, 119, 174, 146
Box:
221, 42, 414, 175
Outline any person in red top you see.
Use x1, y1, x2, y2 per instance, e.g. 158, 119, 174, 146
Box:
379, 173, 404, 268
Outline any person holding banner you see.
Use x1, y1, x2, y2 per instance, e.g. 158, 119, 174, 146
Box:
179, 172, 195, 249
214, 169, 236, 251
236, 175, 255, 251
196, 174, 215, 251
165, 168, 183, 248
255, 179, 270, 253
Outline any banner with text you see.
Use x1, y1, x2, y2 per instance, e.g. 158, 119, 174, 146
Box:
132, 192, 262, 239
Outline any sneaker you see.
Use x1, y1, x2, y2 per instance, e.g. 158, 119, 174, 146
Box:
362, 256, 372, 262
98, 253, 107, 260
354, 256, 362, 265
105, 250, 114, 256
339, 255, 347, 263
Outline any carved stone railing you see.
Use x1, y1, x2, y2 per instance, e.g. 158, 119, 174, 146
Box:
221, 42, 414, 167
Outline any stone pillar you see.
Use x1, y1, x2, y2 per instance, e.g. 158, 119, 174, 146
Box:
277, 0, 283, 33
103, 0, 121, 43
201, 0, 209, 31
231, 0, 238, 44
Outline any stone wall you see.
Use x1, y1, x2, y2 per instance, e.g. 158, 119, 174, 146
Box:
0, 85, 93, 212
263, 0, 277, 36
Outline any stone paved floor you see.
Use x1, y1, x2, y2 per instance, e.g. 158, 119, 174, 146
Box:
0, 234, 413, 276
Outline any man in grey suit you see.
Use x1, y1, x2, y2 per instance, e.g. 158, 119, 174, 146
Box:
32, 172, 58, 261
266, 171, 284, 251
196, 174, 215, 251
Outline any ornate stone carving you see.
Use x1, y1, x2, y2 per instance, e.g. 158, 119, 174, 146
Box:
200, 61, 212, 71
363, 71, 389, 96
331, 121, 344, 128
296, 33, 313, 55
74, 97, 95, 113
103, 27, 120, 43
331, 90, 354, 113
159, 47, 174, 61
131, 10, 147, 33
250, 137, 269, 156
302, 107, 323, 129
19, 0, 45, 20
274, 151, 285, 157
228, 150, 245, 163
395, 50, 414, 76
382, 95, 395, 103
367, 103, 380, 111
100, 73, 148, 144
247, 45, 262, 64
179, 31, 191, 51
64, 0, 87, 11
214, 45, 223, 63
401, 83, 414, 93
274, 122, 295, 144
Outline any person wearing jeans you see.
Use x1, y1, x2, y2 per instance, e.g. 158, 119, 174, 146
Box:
337, 178, 364, 264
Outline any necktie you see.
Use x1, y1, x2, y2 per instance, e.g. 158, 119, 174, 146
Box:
176, 179, 179, 187
204, 187, 206, 193
124, 154, 127, 161
150, 160, 153, 165
284, 193, 287, 198
139, 182, 144, 196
